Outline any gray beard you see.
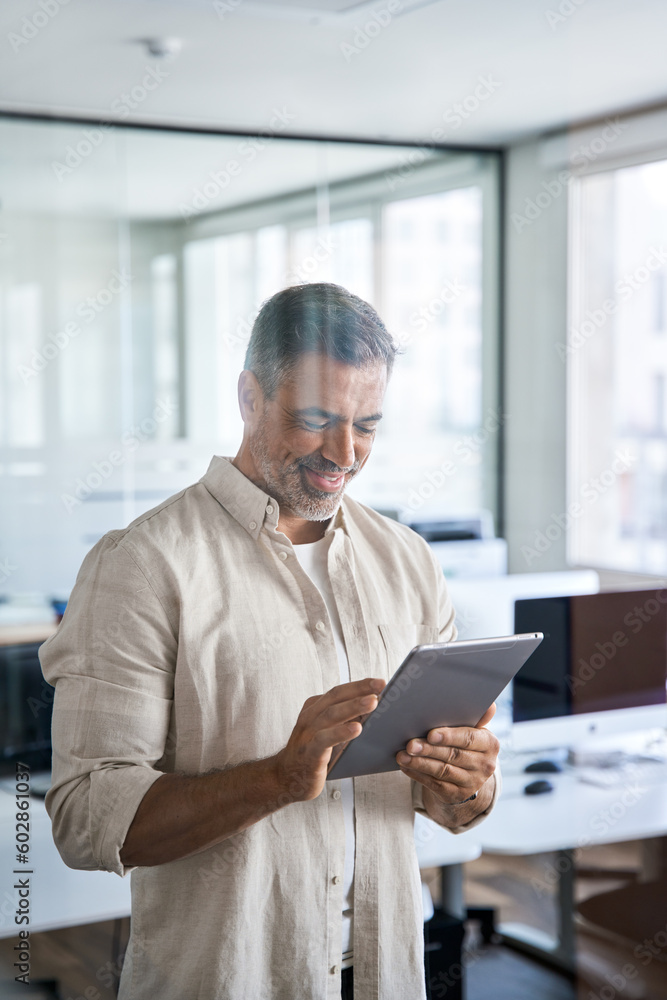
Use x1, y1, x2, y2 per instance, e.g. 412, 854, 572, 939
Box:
248, 418, 358, 522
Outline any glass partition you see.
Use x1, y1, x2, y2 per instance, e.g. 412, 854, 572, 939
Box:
0, 117, 500, 599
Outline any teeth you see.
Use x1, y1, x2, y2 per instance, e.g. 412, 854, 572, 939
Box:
311, 469, 339, 481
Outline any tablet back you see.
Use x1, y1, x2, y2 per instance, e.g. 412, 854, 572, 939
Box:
327, 633, 543, 781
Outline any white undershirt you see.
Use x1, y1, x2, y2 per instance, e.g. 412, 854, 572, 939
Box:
292, 536, 355, 965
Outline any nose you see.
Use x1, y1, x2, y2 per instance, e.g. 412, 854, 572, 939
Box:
322, 423, 356, 471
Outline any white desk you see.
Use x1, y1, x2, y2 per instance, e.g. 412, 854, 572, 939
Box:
0, 789, 479, 940
415, 813, 481, 868
476, 752, 667, 969
479, 765, 667, 853
0, 788, 131, 939
415, 813, 482, 921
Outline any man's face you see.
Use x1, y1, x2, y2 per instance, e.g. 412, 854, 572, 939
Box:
247, 352, 387, 521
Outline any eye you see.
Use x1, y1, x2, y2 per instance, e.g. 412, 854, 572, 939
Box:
304, 420, 328, 431
355, 424, 376, 435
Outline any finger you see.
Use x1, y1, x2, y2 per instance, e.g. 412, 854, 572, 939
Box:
303, 678, 386, 722
300, 693, 381, 758
328, 677, 386, 699
395, 752, 470, 790
422, 725, 499, 754
403, 741, 480, 772
309, 718, 366, 756
476, 703, 496, 728
312, 692, 380, 731
401, 738, 497, 785
397, 764, 478, 804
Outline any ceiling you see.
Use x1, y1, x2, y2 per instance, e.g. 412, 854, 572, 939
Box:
0, 0, 666, 148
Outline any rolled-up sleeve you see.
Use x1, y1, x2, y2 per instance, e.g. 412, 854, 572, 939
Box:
40, 533, 176, 876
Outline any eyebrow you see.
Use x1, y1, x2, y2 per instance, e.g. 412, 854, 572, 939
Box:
294, 407, 383, 423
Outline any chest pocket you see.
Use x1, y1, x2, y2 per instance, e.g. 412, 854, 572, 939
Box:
378, 623, 440, 679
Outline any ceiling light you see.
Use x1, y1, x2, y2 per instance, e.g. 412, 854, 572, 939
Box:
142, 37, 183, 59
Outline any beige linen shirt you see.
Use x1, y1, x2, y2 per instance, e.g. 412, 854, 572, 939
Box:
41, 456, 499, 1000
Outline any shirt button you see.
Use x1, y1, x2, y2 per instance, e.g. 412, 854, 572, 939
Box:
315, 620, 325, 632
330, 965, 340, 976
332, 789, 341, 800
279, 551, 288, 561
332, 875, 342, 885
266, 505, 274, 514
248, 521, 257, 531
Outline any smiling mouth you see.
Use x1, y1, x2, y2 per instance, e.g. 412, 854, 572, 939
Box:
302, 466, 346, 493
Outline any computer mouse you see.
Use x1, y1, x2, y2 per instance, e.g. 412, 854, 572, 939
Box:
523, 779, 554, 796
524, 760, 562, 774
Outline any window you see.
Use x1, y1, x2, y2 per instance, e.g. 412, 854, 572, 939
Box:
569, 159, 667, 572
0, 118, 499, 595
182, 163, 499, 521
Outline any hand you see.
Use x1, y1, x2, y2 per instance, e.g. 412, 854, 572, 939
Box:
395, 704, 499, 806
274, 678, 386, 803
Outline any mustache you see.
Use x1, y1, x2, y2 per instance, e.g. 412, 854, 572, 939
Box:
297, 454, 359, 476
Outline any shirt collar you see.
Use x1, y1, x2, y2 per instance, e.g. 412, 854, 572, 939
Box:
200, 455, 349, 540
200, 456, 277, 540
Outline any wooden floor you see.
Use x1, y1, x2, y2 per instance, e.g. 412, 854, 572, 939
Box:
0, 925, 576, 1000
0, 917, 129, 1000
1, 925, 575, 1000
467, 942, 575, 1000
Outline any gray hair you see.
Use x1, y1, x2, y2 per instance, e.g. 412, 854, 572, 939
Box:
244, 283, 399, 398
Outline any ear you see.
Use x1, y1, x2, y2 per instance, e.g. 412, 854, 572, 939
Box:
237, 370, 264, 426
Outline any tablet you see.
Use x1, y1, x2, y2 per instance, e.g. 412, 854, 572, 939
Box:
326, 632, 543, 781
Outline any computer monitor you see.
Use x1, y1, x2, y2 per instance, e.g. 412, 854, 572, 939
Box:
511, 590, 667, 752
0, 642, 53, 776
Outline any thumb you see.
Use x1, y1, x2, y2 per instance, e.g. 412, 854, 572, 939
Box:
476, 702, 496, 728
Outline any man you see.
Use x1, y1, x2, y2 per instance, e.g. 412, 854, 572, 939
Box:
41, 282, 500, 1000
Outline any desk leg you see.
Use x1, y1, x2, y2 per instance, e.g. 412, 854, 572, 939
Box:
440, 863, 465, 920
500, 849, 576, 976
426, 867, 465, 1000
556, 849, 576, 968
